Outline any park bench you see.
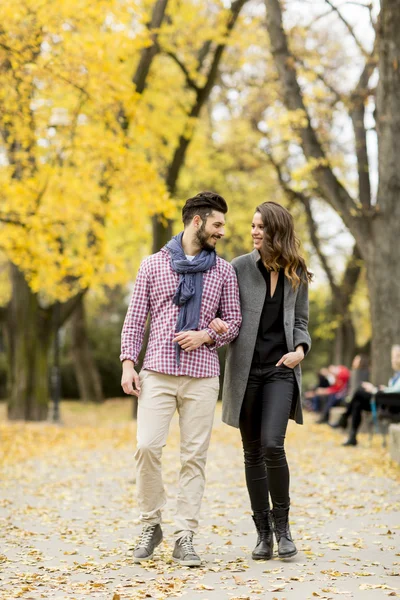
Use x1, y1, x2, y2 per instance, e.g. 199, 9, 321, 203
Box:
369, 391, 400, 447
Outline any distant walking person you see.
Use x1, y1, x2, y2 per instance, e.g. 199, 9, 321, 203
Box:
120, 192, 241, 566
211, 202, 312, 560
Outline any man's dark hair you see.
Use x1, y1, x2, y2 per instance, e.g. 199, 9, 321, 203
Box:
182, 191, 228, 226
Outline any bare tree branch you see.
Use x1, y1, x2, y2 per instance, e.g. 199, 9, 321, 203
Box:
197, 40, 212, 68
264, 149, 339, 292
165, 51, 200, 92
349, 35, 378, 208
324, 0, 370, 57
306, 9, 336, 28
295, 54, 343, 105
264, 0, 371, 251
0, 216, 26, 227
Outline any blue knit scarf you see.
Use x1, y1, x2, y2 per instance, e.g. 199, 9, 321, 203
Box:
166, 232, 216, 364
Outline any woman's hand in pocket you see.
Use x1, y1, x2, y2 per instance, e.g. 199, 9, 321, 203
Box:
276, 348, 304, 369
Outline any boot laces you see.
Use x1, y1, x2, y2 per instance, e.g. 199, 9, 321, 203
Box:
179, 532, 196, 555
136, 525, 157, 548
274, 515, 290, 537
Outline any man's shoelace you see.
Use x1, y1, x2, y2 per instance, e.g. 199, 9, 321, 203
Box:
136, 526, 157, 548
179, 534, 197, 556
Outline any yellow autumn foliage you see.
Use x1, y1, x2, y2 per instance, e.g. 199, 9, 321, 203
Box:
0, 0, 169, 302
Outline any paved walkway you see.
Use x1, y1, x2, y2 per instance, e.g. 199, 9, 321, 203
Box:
0, 404, 399, 600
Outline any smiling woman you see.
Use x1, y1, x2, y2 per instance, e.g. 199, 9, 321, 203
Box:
211, 200, 312, 562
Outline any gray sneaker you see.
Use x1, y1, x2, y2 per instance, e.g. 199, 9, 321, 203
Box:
133, 524, 163, 563
172, 532, 201, 567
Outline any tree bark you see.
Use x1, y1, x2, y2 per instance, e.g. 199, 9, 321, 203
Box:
6, 265, 52, 420
132, 0, 170, 94
332, 314, 356, 367
152, 214, 173, 253
349, 40, 377, 208
4, 264, 86, 420
70, 296, 104, 403
331, 247, 362, 366
368, 0, 400, 384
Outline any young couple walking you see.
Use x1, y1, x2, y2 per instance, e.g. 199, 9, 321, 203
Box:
120, 191, 312, 566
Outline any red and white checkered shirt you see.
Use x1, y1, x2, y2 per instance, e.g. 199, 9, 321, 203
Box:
120, 247, 242, 378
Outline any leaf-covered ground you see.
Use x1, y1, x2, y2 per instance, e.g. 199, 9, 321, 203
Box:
0, 400, 399, 600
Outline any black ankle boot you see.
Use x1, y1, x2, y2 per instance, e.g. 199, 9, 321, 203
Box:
252, 510, 274, 560
272, 507, 297, 559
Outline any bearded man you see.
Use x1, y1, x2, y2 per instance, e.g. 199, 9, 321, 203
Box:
120, 191, 241, 566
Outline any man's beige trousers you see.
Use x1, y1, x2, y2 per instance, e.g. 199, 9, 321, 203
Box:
135, 370, 219, 536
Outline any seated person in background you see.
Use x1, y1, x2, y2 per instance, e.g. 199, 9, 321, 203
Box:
305, 367, 333, 412
331, 354, 370, 430
305, 364, 350, 424
338, 345, 400, 447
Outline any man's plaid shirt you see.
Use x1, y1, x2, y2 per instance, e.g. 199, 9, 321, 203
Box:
120, 247, 242, 378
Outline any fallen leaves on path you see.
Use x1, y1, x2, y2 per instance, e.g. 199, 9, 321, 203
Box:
0, 401, 399, 600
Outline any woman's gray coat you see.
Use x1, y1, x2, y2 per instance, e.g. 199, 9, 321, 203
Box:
222, 250, 311, 428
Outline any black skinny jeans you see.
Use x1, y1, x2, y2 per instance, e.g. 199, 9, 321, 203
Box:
239, 364, 295, 513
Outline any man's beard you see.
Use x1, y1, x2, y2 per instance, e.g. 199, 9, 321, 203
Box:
196, 222, 218, 251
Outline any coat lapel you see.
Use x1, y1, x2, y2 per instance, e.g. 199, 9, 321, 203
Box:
249, 250, 267, 312
284, 272, 291, 315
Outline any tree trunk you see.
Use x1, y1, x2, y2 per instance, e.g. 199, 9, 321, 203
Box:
133, 0, 170, 94
70, 296, 104, 403
152, 215, 173, 253
332, 246, 362, 367
366, 224, 400, 385
367, 0, 400, 385
297, 193, 360, 367
7, 265, 52, 420
332, 315, 356, 367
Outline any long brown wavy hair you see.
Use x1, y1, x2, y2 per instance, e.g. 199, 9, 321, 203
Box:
255, 201, 313, 289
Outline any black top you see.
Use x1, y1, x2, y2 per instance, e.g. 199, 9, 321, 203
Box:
252, 261, 288, 366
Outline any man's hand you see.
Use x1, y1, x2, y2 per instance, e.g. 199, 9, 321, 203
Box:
173, 330, 212, 352
209, 318, 229, 334
121, 360, 141, 397
276, 347, 305, 369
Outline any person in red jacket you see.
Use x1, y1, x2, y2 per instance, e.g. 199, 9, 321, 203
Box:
305, 365, 350, 424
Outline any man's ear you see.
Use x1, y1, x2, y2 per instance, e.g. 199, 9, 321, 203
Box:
192, 215, 202, 229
